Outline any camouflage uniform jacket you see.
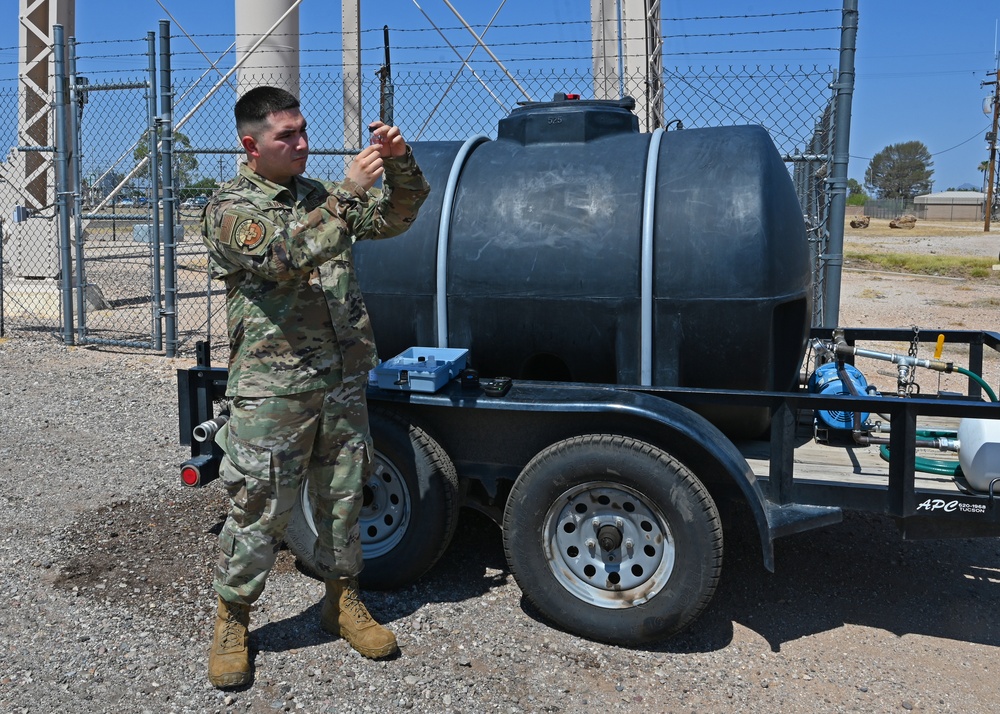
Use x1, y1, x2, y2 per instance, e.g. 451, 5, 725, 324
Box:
201, 149, 430, 397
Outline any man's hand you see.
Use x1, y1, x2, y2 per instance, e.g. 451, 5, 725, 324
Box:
345, 123, 410, 192
368, 121, 408, 158
345, 145, 385, 192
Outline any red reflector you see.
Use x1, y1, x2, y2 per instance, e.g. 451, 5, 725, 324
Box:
565, 93, 580, 100
181, 466, 200, 486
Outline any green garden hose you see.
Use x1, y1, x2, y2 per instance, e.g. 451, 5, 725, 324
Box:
878, 367, 998, 475
956, 366, 999, 403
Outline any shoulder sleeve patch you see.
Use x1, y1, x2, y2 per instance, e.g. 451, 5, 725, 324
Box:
218, 209, 274, 253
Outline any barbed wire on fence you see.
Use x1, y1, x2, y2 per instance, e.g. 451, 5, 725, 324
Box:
1, 4, 845, 352
1, 62, 838, 351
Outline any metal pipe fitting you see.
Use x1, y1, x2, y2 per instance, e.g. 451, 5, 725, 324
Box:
193, 413, 229, 443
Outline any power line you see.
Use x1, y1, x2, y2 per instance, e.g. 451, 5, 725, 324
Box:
664, 9, 839, 22
930, 125, 993, 157
851, 125, 991, 163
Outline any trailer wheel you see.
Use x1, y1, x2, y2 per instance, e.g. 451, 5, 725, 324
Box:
285, 408, 460, 590
502, 434, 722, 645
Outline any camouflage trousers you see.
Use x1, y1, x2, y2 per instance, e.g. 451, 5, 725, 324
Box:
212, 373, 372, 605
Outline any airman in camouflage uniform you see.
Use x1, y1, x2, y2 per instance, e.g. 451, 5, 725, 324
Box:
201, 86, 430, 689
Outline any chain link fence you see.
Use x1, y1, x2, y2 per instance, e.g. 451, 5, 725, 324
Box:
1, 42, 840, 355
863, 198, 917, 220
170, 64, 837, 360
73, 75, 168, 350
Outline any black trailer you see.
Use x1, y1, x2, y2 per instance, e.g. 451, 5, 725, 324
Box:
178, 326, 1000, 646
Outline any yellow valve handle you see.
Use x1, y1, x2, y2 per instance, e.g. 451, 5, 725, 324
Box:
934, 333, 945, 360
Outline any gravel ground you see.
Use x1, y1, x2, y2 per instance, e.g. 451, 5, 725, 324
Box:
2, 222, 1000, 713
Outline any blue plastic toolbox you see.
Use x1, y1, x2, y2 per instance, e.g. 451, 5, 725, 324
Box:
372, 347, 469, 393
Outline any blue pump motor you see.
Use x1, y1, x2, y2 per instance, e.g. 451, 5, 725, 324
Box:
807, 362, 872, 430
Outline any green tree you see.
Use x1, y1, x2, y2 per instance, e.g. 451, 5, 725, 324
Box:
183, 177, 220, 200
133, 130, 198, 194
864, 141, 934, 199
846, 178, 867, 205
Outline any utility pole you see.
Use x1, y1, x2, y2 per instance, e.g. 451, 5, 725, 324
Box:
984, 68, 999, 232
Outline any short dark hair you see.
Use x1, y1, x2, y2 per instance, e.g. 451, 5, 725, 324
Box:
235, 86, 300, 138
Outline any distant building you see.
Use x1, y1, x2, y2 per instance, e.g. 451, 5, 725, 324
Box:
913, 191, 986, 221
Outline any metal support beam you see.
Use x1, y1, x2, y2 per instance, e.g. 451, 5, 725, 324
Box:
821, 0, 858, 329
17, 0, 75, 211
9, 0, 75, 281
235, 0, 300, 97
590, 0, 622, 101
342, 0, 362, 151
160, 20, 179, 357
590, 0, 662, 130
643, 0, 664, 130
53, 23, 74, 344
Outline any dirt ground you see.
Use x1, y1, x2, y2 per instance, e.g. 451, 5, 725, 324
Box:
2, 217, 999, 713
837, 219, 1000, 396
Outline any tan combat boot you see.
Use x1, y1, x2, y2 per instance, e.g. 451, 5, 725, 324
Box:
208, 596, 252, 688
321, 578, 398, 659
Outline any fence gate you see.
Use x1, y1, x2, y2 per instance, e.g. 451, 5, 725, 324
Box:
69, 31, 175, 352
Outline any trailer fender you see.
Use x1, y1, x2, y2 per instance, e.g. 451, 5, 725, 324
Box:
586, 389, 783, 571
616, 391, 843, 571
431, 384, 840, 572
376, 382, 834, 571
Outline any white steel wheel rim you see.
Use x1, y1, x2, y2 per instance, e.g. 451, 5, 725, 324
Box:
541, 481, 675, 609
360, 452, 411, 558
299, 450, 411, 559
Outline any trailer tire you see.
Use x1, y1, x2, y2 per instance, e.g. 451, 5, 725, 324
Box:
502, 434, 723, 645
285, 407, 460, 590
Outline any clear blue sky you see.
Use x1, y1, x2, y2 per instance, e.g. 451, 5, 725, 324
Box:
2, 1, 998, 192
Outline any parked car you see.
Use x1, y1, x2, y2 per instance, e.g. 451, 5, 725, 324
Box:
182, 195, 209, 209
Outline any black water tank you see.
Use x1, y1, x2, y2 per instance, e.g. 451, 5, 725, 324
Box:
355, 96, 811, 437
